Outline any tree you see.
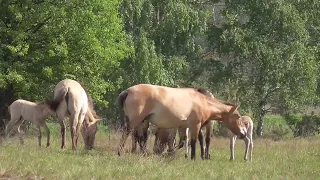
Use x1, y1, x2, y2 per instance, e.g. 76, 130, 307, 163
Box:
0, 0, 130, 128
207, 0, 318, 136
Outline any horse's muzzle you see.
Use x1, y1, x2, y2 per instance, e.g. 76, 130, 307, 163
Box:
238, 128, 247, 139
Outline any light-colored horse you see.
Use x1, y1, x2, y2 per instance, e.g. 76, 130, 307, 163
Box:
228, 116, 253, 161
117, 84, 247, 160
5, 99, 55, 147
46, 79, 100, 150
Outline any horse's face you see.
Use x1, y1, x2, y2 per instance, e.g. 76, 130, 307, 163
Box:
81, 120, 99, 150
223, 105, 247, 139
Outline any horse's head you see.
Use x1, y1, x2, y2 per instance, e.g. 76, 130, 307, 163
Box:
222, 105, 247, 139
81, 117, 101, 150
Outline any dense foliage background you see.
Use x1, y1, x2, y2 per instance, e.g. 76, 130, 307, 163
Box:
1, 0, 320, 138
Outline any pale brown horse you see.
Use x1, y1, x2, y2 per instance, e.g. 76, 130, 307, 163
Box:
228, 116, 253, 161
46, 79, 100, 150
117, 84, 247, 160
153, 128, 177, 155
5, 99, 55, 147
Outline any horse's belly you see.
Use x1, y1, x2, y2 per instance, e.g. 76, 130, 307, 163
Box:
149, 111, 187, 128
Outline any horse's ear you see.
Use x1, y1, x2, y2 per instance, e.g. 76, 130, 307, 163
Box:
229, 104, 240, 113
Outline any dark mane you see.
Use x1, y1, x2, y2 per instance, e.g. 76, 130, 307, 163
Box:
196, 88, 236, 106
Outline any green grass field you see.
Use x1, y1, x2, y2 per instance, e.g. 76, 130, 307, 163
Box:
1, 123, 320, 180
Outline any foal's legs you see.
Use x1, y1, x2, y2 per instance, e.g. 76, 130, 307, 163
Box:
41, 123, 50, 147
16, 119, 25, 145
35, 123, 42, 147
230, 136, 237, 161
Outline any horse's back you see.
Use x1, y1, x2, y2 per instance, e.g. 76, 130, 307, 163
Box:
125, 84, 197, 128
54, 79, 88, 114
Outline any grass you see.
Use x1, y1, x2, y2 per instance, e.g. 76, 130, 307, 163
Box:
1, 123, 320, 180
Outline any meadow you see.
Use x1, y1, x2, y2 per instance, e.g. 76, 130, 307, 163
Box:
1, 123, 320, 180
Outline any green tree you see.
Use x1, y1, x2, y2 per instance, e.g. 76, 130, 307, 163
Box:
207, 0, 318, 136
0, 0, 130, 128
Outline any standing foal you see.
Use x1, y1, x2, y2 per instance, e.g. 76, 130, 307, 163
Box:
5, 99, 55, 147
228, 116, 253, 161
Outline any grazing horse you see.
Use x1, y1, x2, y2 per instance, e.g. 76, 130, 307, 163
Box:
117, 84, 247, 160
5, 99, 55, 147
131, 120, 149, 153
153, 128, 177, 155
228, 116, 253, 161
46, 79, 100, 150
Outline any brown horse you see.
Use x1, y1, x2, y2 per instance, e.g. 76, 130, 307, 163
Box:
46, 79, 100, 150
228, 116, 253, 161
117, 84, 247, 160
153, 128, 177, 155
5, 99, 55, 147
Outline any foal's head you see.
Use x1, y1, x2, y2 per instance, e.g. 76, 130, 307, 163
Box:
38, 101, 56, 117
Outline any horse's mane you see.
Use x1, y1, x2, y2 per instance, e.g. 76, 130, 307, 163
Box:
196, 88, 236, 106
79, 82, 100, 120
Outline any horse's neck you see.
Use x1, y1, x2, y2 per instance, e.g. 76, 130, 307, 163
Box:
208, 101, 231, 121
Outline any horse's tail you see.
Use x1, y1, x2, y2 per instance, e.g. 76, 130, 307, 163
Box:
118, 89, 128, 108
46, 87, 70, 112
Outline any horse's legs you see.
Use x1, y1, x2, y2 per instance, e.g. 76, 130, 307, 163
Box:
131, 130, 138, 153
58, 118, 66, 150
190, 123, 201, 160
75, 112, 86, 150
198, 129, 205, 160
70, 111, 81, 151
167, 130, 177, 156
230, 136, 236, 161
118, 115, 141, 156
41, 123, 50, 147
153, 130, 160, 154
205, 122, 213, 160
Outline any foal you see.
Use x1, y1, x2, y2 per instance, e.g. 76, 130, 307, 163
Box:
228, 116, 253, 161
5, 99, 55, 147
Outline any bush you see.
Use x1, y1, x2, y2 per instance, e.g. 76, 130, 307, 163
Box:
285, 114, 320, 137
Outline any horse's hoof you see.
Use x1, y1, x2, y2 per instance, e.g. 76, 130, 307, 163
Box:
185, 154, 188, 159
229, 158, 234, 161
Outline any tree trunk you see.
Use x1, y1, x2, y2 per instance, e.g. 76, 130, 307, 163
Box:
254, 103, 266, 137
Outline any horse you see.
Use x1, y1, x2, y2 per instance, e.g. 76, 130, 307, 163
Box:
46, 79, 100, 150
228, 116, 253, 161
153, 127, 177, 155
5, 99, 56, 147
117, 84, 247, 160
131, 120, 149, 154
